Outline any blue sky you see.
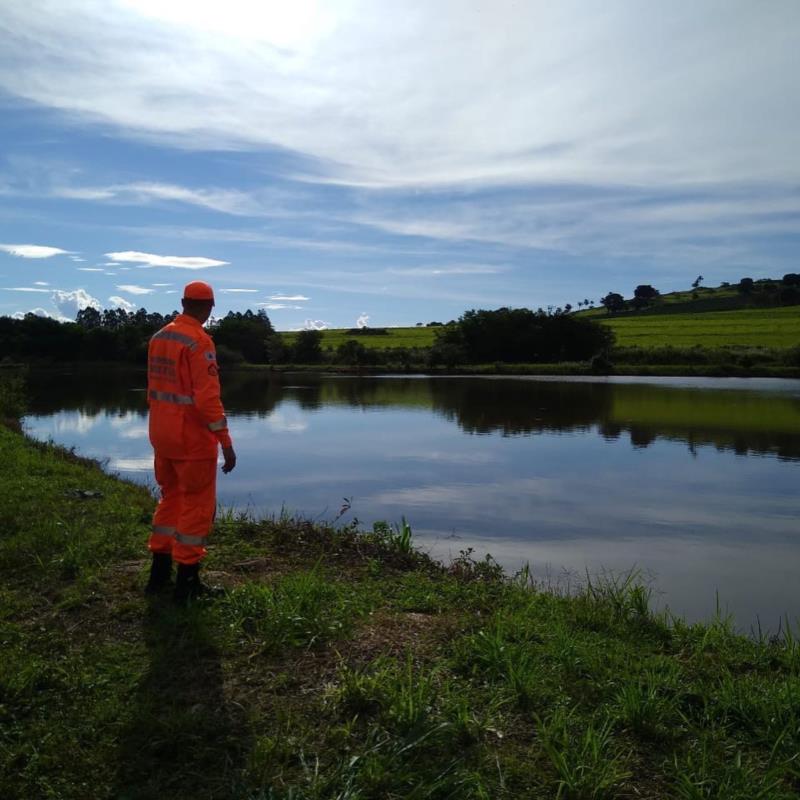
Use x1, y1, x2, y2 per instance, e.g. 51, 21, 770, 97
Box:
1, 0, 798, 329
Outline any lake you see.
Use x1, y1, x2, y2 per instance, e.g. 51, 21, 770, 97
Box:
23, 369, 800, 630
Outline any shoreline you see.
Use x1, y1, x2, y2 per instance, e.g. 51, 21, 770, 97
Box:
2, 425, 799, 798
6, 359, 800, 379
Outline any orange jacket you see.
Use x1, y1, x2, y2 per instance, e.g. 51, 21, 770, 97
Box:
147, 314, 232, 460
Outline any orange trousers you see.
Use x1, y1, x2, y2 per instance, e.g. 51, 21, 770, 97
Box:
149, 455, 217, 565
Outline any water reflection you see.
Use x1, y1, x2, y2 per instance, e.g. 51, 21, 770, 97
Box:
25, 370, 800, 461
23, 369, 800, 628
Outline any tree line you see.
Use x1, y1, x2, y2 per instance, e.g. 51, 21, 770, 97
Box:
0, 304, 613, 367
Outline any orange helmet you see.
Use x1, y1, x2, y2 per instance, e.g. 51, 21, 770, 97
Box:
183, 281, 215, 302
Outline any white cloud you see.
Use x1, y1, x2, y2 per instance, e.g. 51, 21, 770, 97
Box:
78, 267, 105, 272
2, 287, 51, 293
103, 262, 121, 266
221, 288, 258, 293
0, 2, 797, 188
33, 281, 50, 286
116, 284, 154, 295
270, 294, 309, 301
152, 283, 172, 287
69, 256, 85, 262
356, 313, 369, 329
105, 251, 228, 269
11, 307, 50, 320
257, 303, 303, 310
304, 319, 329, 330
108, 295, 137, 312
52, 288, 101, 319
0, 244, 70, 259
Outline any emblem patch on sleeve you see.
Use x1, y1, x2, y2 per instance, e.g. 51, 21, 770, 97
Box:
208, 365, 219, 377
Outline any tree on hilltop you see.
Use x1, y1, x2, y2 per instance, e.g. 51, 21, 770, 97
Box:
633, 285, 659, 301
601, 292, 625, 314
737, 277, 754, 294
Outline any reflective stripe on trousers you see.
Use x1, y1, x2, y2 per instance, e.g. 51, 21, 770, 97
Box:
175, 531, 207, 546
149, 389, 194, 405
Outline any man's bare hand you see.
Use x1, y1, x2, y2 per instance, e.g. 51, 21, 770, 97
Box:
221, 446, 237, 474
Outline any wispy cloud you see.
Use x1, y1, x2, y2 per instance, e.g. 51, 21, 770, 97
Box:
33, 281, 50, 286
1, 2, 796, 188
0, 244, 70, 258
55, 181, 271, 215
221, 288, 258, 293
77, 267, 105, 272
386, 265, 505, 277
106, 251, 228, 269
2, 286, 51, 293
270, 294, 309, 301
116, 284, 154, 295
257, 303, 304, 310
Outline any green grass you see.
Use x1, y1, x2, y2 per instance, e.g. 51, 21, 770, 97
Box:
2, 427, 800, 798
603, 306, 800, 349
281, 326, 437, 351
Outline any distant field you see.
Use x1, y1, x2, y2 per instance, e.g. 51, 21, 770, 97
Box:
603, 306, 800, 349
281, 306, 800, 352
281, 327, 437, 350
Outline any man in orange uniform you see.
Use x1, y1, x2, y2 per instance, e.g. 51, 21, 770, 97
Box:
145, 280, 236, 603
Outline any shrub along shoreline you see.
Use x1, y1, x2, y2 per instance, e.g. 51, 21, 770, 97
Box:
1, 426, 799, 799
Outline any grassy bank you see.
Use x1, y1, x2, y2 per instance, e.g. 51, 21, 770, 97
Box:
2, 428, 799, 799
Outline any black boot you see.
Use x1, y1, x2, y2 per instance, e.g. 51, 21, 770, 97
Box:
173, 562, 224, 605
145, 552, 173, 595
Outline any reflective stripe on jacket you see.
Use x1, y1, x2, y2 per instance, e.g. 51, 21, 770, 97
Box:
147, 314, 232, 459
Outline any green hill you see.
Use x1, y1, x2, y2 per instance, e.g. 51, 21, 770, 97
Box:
581, 279, 800, 318
581, 279, 800, 349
